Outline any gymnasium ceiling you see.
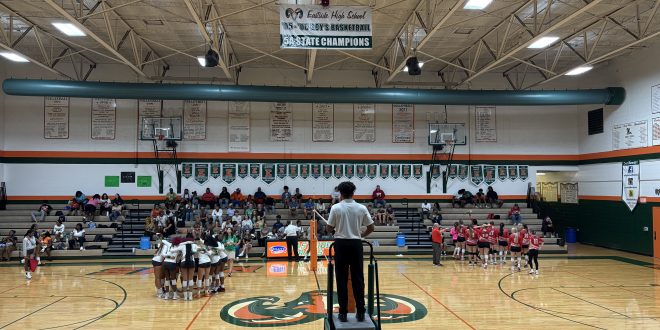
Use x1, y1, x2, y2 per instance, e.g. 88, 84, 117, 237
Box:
0, 0, 658, 89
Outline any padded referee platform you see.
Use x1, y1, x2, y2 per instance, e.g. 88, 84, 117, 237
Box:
331, 313, 375, 330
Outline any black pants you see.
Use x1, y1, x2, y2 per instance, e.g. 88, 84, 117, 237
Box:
286, 236, 299, 260
334, 239, 365, 315
69, 236, 86, 249
528, 249, 539, 270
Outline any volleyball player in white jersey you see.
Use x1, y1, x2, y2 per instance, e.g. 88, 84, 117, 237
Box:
152, 237, 171, 298
196, 238, 212, 298
210, 235, 228, 292
162, 237, 181, 300
173, 239, 197, 301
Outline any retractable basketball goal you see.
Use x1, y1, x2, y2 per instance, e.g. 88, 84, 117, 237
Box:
428, 123, 466, 193
141, 117, 182, 194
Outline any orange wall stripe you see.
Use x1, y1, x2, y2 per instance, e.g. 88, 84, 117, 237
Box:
579, 146, 660, 161
578, 195, 620, 201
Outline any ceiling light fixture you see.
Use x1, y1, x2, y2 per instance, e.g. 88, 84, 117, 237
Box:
528, 36, 560, 49
464, 0, 492, 10
403, 59, 423, 74
52, 22, 86, 36
197, 56, 206, 67
0, 52, 29, 62
565, 65, 593, 76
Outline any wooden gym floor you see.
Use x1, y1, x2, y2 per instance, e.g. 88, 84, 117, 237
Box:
0, 244, 658, 330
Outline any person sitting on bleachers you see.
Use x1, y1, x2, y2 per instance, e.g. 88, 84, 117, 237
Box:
331, 186, 340, 205
109, 202, 123, 222
64, 198, 81, 216
113, 193, 125, 206
230, 188, 245, 208
281, 186, 292, 208
245, 203, 254, 220
264, 196, 276, 214
272, 215, 284, 233
253, 187, 267, 207
201, 188, 216, 208
542, 216, 554, 237
53, 218, 66, 243
31, 200, 52, 222
164, 188, 178, 209
231, 211, 243, 228
386, 205, 395, 226
374, 207, 387, 225
155, 210, 168, 231
218, 187, 230, 208
0, 230, 18, 261
220, 217, 233, 234
240, 216, 253, 234
99, 193, 112, 216
255, 204, 265, 222
508, 204, 523, 225
315, 199, 327, 218
69, 223, 86, 250
475, 189, 487, 208
198, 207, 209, 228
431, 209, 443, 225
486, 186, 504, 208
74, 191, 88, 207
150, 205, 161, 219
372, 185, 386, 208
211, 205, 223, 225
190, 191, 200, 209
84, 194, 101, 222
40, 232, 53, 262
461, 189, 475, 207
452, 189, 465, 208
303, 198, 315, 219
181, 188, 191, 202
163, 218, 176, 238
266, 227, 282, 240
289, 198, 299, 217
293, 188, 303, 205
226, 205, 235, 221
420, 200, 432, 220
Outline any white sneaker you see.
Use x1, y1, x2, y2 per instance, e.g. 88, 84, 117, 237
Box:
172, 292, 179, 300
529, 269, 535, 274
25, 273, 32, 280
535, 270, 539, 275
80, 246, 84, 251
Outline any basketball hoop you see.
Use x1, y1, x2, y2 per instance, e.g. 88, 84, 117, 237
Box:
158, 134, 165, 141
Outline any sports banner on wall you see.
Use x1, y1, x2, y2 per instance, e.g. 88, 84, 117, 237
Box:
195, 164, 209, 185
322, 164, 333, 179
431, 165, 441, 180
210, 163, 222, 179
448, 165, 458, 179
613, 121, 648, 150
279, 5, 373, 49
333, 164, 344, 179
622, 161, 640, 211
249, 164, 260, 179
560, 183, 579, 204
183, 100, 207, 140
392, 104, 414, 143
44, 96, 70, 139
390, 164, 401, 179
238, 164, 249, 179
353, 104, 376, 142
379, 164, 389, 179
508, 165, 519, 181
228, 101, 251, 152
483, 165, 496, 185
497, 165, 508, 181
471, 165, 483, 185
475, 106, 497, 142
367, 164, 378, 179
311, 164, 322, 179
356, 164, 366, 179
288, 164, 299, 179
91, 98, 116, 140
277, 164, 287, 179
519, 166, 529, 181
312, 103, 334, 142
300, 164, 310, 179
412, 164, 423, 180
458, 165, 468, 181
182, 163, 193, 179
262, 164, 276, 184
270, 102, 292, 141
345, 164, 355, 178
222, 164, 237, 184
402, 164, 411, 179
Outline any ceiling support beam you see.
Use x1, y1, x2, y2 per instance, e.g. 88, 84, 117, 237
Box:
306, 49, 318, 82
183, 0, 232, 78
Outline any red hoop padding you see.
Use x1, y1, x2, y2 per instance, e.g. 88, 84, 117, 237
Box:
158, 135, 165, 141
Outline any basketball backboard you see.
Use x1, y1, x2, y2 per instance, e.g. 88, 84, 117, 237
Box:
141, 117, 182, 141
428, 123, 466, 146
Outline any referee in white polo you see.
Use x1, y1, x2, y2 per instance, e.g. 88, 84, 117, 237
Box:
326, 181, 375, 323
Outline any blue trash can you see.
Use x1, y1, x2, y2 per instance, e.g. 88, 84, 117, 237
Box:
139, 236, 151, 250
565, 228, 577, 243
396, 233, 406, 247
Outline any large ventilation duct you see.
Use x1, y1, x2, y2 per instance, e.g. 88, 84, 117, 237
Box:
2, 79, 625, 105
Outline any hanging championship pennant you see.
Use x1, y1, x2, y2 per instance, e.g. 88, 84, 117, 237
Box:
210, 163, 222, 179
322, 164, 333, 179
431, 165, 441, 180
311, 164, 322, 179
182, 163, 193, 179
222, 164, 237, 184
299, 164, 310, 179
471, 165, 483, 185
277, 164, 287, 179
249, 164, 260, 179
356, 164, 366, 179
448, 164, 458, 179
345, 164, 355, 179
483, 165, 496, 185
412, 164, 423, 180
402, 164, 411, 179
237, 164, 249, 179
379, 164, 389, 179
333, 164, 344, 179
262, 164, 276, 184
390, 164, 401, 179
497, 165, 508, 181
518, 165, 529, 181
508, 165, 519, 181
458, 165, 468, 181
288, 164, 299, 179
194, 164, 209, 184
622, 160, 640, 211
367, 164, 378, 179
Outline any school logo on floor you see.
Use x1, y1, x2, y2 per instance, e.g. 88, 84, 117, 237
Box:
220, 290, 427, 327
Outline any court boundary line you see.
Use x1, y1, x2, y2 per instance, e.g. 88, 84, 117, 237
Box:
551, 287, 631, 319
0, 296, 66, 329
185, 295, 214, 330
563, 269, 656, 299
401, 272, 476, 330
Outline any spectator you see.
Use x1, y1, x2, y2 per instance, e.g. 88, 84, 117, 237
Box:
74, 191, 87, 206
303, 198, 315, 219
542, 216, 554, 237
84, 194, 101, 222
509, 203, 522, 225
230, 188, 245, 208
386, 205, 395, 226
220, 217, 233, 233
255, 204, 265, 222
330, 186, 340, 204
254, 187, 267, 207
374, 207, 386, 225
231, 210, 243, 226
179, 201, 194, 223
0, 230, 18, 261
99, 193, 112, 216
431, 223, 446, 266
289, 198, 299, 217
461, 189, 475, 207
164, 188, 177, 209
420, 200, 432, 220
218, 187, 231, 208
64, 198, 81, 216
315, 199, 327, 218
40, 232, 53, 262
198, 207, 209, 228
190, 191, 200, 209
237, 230, 253, 261
293, 188, 303, 205
281, 186, 292, 207
266, 227, 280, 240
53, 218, 66, 242
272, 215, 284, 232
109, 202, 123, 222
201, 188, 216, 208
372, 185, 386, 207
31, 201, 52, 222
264, 196, 275, 214
255, 217, 267, 247
113, 193, 125, 206
69, 223, 86, 250
163, 218, 176, 238
431, 208, 443, 225
245, 203, 254, 220
475, 189, 486, 208
226, 205, 235, 220
245, 195, 254, 208
156, 210, 168, 231
486, 186, 504, 208
240, 216, 253, 234
211, 205, 223, 225
433, 202, 442, 213
150, 205, 161, 219
452, 189, 465, 208
181, 188, 191, 202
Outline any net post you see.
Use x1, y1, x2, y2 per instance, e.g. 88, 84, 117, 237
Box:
310, 214, 318, 272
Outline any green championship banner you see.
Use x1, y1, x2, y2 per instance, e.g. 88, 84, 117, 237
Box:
345, 164, 355, 179
431, 165, 441, 180
222, 164, 237, 184
367, 164, 378, 179
238, 164, 249, 179
379, 164, 389, 179
311, 163, 321, 179
412, 164, 423, 180
182, 163, 193, 179
508, 165, 519, 181
210, 163, 221, 179
262, 163, 276, 184
249, 164, 260, 179
288, 163, 299, 179
448, 164, 458, 179
277, 164, 287, 179
195, 163, 209, 185
483, 165, 496, 185
322, 164, 333, 179
333, 164, 344, 179
356, 164, 366, 179
471, 165, 483, 185
497, 165, 508, 181
458, 165, 468, 181
300, 164, 310, 179
519, 165, 529, 181
401, 164, 411, 179
390, 164, 401, 179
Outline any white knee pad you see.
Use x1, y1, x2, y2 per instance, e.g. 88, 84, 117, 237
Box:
170, 280, 177, 286
182, 281, 188, 288
215, 275, 220, 280
219, 272, 225, 278
197, 280, 202, 287
188, 280, 194, 287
